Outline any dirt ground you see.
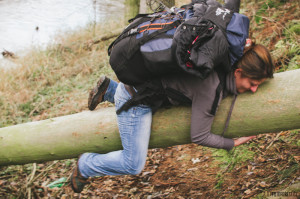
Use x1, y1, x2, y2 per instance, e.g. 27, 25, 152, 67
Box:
1, 131, 299, 198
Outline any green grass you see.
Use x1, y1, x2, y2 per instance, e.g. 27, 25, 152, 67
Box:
211, 144, 256, 171
210, 145, 256, 190
254, 0, 284, 24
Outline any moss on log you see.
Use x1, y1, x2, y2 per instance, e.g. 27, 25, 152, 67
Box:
0, 69, 299, 166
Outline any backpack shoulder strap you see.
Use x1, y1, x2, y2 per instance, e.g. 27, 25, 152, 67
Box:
212, 70, 238, 137
210, 70, 226, 115
221, 94, 237, 136
165, 87, 192, 105
116, 80, 168, 114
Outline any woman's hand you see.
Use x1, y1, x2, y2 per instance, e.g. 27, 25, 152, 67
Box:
234, 136, 256, 147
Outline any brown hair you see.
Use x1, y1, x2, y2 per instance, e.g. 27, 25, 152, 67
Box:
237, 42, 275, 80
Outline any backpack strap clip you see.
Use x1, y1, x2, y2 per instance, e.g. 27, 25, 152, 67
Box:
210, 70, 226, 115
129, 28, 138, 35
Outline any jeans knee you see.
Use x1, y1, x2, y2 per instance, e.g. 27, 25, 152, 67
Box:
126, 167, 143, 175
124, 161, 145, 175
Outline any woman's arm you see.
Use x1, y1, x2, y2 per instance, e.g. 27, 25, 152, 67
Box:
190, 90, 235, 150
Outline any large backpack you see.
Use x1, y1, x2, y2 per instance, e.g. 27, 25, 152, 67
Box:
108, 0, 249, 87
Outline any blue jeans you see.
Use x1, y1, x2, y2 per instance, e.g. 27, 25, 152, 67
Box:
103, 79, 118, 103
78, 82, 152, 178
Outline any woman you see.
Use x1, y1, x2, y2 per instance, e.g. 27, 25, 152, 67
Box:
70, 43, 274, 193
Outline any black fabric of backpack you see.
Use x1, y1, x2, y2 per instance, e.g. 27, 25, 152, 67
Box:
108, 7, 192, 86
173, 4, 233, 79
109, 0, 248, 114
108, 0, 244, 87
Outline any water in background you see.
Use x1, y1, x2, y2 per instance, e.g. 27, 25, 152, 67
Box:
0, 0, 128, 68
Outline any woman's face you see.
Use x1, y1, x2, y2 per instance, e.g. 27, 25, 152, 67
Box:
234, 69, 266, 94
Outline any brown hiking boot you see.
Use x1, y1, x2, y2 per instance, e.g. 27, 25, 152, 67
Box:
70, 160, 89, 193
88, 76, 110, 110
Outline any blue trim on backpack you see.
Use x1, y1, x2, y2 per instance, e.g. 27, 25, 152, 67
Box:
226, 13, 250, 66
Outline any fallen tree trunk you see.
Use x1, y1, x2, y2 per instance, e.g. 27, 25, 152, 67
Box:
0, 69, 299, 166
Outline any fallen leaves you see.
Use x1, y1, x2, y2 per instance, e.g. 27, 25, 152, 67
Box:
0, 131, 299, 198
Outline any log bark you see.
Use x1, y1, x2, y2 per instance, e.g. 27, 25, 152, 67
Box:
0, 69, 299, 166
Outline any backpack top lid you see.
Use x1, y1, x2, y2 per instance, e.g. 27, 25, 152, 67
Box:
193, 0, 250, 66
226, 12, 250, 66
192, 1, 250, 66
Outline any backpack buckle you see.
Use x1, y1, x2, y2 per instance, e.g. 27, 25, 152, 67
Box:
128, 28, 138, 35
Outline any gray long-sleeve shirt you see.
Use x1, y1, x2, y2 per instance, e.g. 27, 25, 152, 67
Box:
161, 71, 238, 150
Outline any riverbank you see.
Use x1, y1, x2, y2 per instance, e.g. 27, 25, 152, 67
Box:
0, 0, 299, 198
0, 0, 297, 127
0, 0, 128, 64
0, 21, 123, 127
1, 0, 299, 128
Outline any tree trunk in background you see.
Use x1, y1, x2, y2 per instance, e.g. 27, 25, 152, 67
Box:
125, 0, 140, 21
0, 69, 299, 166
140, 0, 148, 13
162, 0, 175, 7
139, 0, 175, 13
